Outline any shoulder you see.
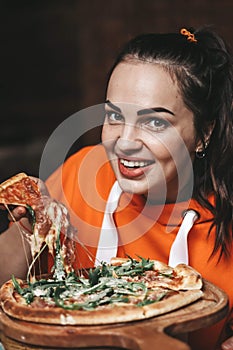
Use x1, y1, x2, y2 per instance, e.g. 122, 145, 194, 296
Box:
63, 145, 114, 186
46, 145, 115, 200
64, 144, 108, 169
47, 145, 109, 180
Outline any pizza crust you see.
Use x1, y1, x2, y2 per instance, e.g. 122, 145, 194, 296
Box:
173, 264, 203, 290
0, 173, 28, 191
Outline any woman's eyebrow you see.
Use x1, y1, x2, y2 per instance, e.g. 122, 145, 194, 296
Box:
105, 100, 174, 116
105, 100, 122, 113
137, 107, 175, 116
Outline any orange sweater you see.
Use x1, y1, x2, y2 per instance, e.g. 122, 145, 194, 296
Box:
46, 145, 233, 350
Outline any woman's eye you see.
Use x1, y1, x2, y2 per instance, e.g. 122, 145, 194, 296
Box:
105, 111, 124, 124
143, 118, 169, 131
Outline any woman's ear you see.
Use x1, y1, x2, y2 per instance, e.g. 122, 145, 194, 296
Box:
205, 120, 216, 144
195, 121, 215, 158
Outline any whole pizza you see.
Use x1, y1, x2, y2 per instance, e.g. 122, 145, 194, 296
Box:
0, 173, 203, 325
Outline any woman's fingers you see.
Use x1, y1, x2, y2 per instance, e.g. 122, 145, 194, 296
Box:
0, 204, 27, 221
8, 206, 27, 221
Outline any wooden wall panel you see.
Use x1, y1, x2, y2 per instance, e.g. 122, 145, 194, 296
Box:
0, 0, 233, 181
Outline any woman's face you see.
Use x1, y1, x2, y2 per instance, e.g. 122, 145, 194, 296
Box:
102, 61, 197, 203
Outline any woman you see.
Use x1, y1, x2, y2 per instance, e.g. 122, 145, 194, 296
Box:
0, 27, 233, 349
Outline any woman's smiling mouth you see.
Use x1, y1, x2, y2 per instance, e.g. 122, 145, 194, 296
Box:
118, 158, 155, 178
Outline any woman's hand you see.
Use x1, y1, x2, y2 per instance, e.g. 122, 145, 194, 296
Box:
221, 336, 233, 350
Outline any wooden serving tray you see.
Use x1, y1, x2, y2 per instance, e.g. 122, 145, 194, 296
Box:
0, 280, 229, 350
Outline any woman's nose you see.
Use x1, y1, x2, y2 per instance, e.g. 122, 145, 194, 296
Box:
117, 124, 142, 152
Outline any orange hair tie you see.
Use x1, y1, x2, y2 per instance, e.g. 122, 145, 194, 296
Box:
180, 28, 197, 43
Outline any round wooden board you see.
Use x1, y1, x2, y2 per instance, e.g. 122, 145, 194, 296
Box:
0, 280, 229, 350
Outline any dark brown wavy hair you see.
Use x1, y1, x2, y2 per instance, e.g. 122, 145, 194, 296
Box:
107, 26, 233, 260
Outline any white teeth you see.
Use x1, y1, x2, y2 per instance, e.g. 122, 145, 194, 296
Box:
120, 159, 152, 168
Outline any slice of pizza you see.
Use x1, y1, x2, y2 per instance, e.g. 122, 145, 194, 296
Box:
0, 173, 76, 276
0, 173, 41, 206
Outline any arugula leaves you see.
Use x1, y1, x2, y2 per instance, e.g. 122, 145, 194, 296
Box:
112, 256, 155, 277
26, 205, 36, 231
12, 257, 167, 310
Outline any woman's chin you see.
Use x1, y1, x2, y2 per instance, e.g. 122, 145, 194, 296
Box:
117, 177, 148, 195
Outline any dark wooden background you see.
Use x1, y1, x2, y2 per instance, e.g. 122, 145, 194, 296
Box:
1, 0, 233, 183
